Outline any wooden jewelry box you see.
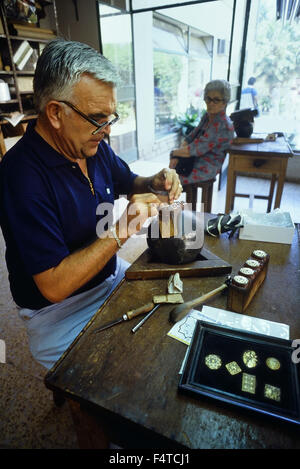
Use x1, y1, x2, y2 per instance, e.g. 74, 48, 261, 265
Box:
227, 250, 269, 313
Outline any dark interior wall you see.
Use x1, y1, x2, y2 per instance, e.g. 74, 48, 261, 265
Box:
55, 0, 100, 51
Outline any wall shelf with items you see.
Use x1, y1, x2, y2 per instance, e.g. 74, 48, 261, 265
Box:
0, 0, 58, 157
2, 34, 52, 43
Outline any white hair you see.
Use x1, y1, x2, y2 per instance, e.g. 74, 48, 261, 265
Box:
204, 79, 231, 103
33, 39, 119, 113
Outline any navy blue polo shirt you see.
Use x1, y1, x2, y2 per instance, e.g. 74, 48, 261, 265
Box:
0, 120, 137, 309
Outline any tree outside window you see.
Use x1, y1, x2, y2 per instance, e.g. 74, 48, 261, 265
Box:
245, 0, 300, 151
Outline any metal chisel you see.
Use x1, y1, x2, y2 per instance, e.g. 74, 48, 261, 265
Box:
94, 302, 155, 333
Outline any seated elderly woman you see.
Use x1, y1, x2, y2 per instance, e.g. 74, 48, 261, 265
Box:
169, 79, 234, 189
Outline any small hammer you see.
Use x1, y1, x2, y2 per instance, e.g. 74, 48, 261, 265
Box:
169, 276, 231, 324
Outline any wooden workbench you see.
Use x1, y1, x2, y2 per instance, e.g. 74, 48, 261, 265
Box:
45, 226, 300, 449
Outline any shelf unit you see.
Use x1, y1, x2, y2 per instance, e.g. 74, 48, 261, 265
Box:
0, 1, 58, 156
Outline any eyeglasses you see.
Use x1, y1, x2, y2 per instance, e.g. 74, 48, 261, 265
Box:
58, 100, 119, 135
204, 96, 225, 104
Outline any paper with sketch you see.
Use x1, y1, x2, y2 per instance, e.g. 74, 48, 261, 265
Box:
168, 305, 290, 346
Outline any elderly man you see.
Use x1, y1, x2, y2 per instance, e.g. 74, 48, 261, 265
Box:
0, 39, 181, 369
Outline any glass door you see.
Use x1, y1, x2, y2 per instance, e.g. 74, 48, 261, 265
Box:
98, 3, 138, 163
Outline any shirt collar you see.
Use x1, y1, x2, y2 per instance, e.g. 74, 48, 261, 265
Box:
24, 119, 96, 168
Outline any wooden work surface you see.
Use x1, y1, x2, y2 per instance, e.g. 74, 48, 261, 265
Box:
230, 135, 292, 157
225, 136, 293, 214
45, 227, 300, 449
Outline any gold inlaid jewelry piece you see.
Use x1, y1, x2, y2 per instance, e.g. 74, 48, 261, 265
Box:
252, 249, 267, 259
264, 384, 281, 402
245, 259, 260, 269
266, 357, 281, 371
225, 361, 242, 375
242, 350, 258, 368
241, 373, 256, 394
205, 354, 222, 370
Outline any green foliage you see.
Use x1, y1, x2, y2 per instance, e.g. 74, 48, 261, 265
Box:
254, 2, 300, 88
260, 95, 271, 112
117, 102, 131, 121
103, 43, 134, 86
153, 51, 185, 115
175, 105, 204, 136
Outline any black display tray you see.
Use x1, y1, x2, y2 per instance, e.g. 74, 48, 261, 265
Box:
179, 321, 300, 425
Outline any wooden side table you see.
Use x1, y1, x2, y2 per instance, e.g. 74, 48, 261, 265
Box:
225, 136, 293, 213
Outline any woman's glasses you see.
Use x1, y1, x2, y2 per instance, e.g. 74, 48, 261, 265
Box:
204, 96, 225, 104
58, 100, 119, 135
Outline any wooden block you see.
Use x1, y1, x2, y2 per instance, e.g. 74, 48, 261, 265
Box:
125, 247, 232, 280
152, 293, 184, 304
227, 253, 269, 313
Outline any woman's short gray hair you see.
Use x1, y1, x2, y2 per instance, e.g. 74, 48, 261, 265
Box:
33, 38, 118, 113
204, 79, 231, 103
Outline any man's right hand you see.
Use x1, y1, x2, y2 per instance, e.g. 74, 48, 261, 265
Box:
117, 193, 161, 240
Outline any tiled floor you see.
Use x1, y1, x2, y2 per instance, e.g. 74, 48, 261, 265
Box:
0, 155, 299, 449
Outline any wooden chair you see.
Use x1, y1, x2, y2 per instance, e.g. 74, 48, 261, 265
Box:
182, 177, 216, 212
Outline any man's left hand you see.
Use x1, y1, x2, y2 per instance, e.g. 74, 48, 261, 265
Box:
151, 168, 182, 203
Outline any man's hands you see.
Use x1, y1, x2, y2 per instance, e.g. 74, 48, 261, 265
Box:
117, 193, 160, 240
118, 167, 182, 241
150, 168, 182, 204
116, 168, 182, 242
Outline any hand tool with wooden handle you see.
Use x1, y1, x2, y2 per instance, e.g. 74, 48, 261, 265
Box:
131, 304, 161, 333
94, 302, 155, 333
169, 277, 231, 324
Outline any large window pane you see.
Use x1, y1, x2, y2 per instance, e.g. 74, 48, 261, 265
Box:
153, 16, 213, 138
188, 33, 212, 112
153, 17, 188, 137
99, 4, 138, 163
241, 0, 300, 152
154, 51, 187, 137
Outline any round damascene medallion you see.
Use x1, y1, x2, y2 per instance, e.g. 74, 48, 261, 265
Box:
232, 275, 249, 288
266, 357, 281, 370
239, 267, 255, 277
252, 250, 267, 259
205, 354, 222, 370
245, 259, 260, 269
243, 350, 258, 368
